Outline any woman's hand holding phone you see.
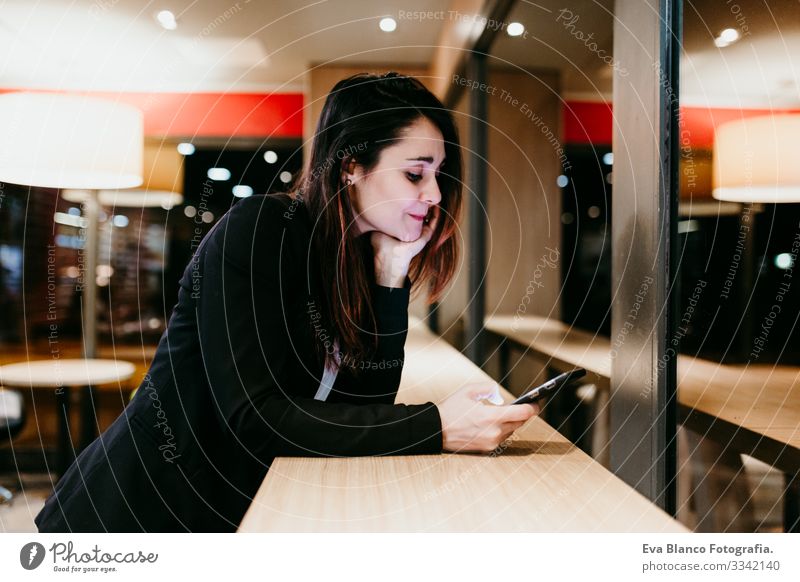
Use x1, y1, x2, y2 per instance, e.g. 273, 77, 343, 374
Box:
436, 382, 539, 453
371, 205, 440, 287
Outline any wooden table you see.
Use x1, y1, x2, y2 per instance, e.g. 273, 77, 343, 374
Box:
0, 359, 135, 474
484, 314, 800, 531
238, 319, 685, 532
485, 315, 613, 466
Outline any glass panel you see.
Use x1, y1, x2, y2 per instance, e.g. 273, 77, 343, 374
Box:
677, 0, 800, 532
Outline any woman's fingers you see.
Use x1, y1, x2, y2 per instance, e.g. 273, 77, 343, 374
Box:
420, 204, 440, 241
501, 421, 526, 434
491, 403, 538, 423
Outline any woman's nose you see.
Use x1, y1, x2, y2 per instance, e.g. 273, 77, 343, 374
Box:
421, 179, 442, 206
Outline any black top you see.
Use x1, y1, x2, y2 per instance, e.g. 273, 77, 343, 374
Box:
35, 193, 443, 532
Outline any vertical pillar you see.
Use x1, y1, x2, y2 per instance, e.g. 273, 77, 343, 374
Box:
82, 190, 99, 359
464, 54, 488, 366
611, 0, 682, 513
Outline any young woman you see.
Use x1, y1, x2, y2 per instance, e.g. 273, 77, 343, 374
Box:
35, 72, 537, 532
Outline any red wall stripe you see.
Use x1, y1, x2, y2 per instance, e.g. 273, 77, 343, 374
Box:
563, 100, 800, 148
0, 89, 304, 139
563, 101, 613, 146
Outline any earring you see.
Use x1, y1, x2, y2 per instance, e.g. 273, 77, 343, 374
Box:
344, 178, 352, 186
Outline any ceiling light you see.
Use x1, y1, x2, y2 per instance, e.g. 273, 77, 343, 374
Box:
713, 115, 800, 203
177, 142, 195, 155
96, 265, 114, 277
156, 10, 177, 31
678, 219, 700, 234
53, 212, 87, 228
207, 167, 231, 181
719, 28, 739, 43
506, 22, 525, 37
263, 150, 278, 164
232, 185, 253, 198
62, 189, 183, 209
775, 253, 793, 270
0, 93, 143, 189
714, 28, 740, 48
379, 17, 397, 32
279, 171, 292, 184
112, 214, 129, 228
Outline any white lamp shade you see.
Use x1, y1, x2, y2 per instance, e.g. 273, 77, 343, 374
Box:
713, 114, 800, 203
62, 189, 183, 209
0, 92, 143, 189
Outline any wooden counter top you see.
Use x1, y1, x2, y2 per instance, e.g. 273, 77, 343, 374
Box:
484, 314, 800, 473
238, 319, 685, 532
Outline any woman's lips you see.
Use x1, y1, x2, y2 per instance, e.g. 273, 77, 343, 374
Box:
408, 213, 426, 222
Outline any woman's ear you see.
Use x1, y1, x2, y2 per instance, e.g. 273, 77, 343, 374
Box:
341, 157, 357, 185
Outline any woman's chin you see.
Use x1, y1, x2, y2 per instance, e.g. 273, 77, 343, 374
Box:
377, 221, 421, 242
399, 228, 422, 243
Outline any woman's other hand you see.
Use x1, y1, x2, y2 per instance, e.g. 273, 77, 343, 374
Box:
371, 205, 440, 287
436, 382, 540, 453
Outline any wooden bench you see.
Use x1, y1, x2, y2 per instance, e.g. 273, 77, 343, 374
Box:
237, 318, 685, 532
484, 314, 800, 532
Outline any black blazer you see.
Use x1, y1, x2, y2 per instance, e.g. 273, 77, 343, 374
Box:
35, 193, 443, 532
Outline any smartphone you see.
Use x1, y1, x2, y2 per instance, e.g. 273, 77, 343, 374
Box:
511, 368, 587, 405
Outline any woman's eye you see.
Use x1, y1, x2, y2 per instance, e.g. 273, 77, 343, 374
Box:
406, 172, 422, 183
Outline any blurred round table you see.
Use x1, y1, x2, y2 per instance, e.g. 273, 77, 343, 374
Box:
0, 359, 135, 475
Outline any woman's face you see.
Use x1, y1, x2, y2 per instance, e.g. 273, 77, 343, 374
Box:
344, 116, 445, 243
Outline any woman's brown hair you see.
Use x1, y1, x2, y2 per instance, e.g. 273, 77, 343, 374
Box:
295, 71, 462, 373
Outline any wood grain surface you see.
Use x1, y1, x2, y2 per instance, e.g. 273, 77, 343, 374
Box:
238, 319, 685, 532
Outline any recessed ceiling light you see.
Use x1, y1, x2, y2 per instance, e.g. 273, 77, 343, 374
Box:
507, 22, 525, 37
263, 150, 278, 164
207, 167, 231, 181
379, 17, 397, 32
177, 142, 195, 156
556, 175, 569, 187
156, 10, 177, 31
112, 214, 129, 228
720, 28, 739, 43
775, 253, 793, 270
279, 171, 292, 184
232, 185, 253, 198
714, 28, 739, 47
603, 152, 614, 165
